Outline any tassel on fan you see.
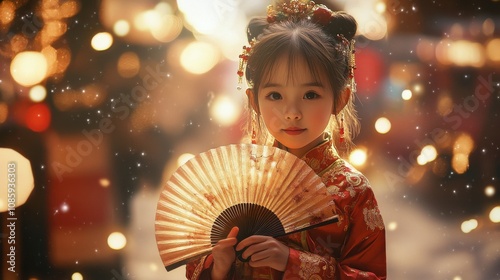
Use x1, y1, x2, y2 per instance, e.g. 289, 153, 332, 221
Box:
155, 144, 339, 271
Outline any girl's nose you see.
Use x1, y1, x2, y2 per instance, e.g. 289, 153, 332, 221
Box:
284, 104, 302, 120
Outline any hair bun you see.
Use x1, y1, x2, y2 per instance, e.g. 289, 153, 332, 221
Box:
247, 17, 269, 43
326, 12, 357, 41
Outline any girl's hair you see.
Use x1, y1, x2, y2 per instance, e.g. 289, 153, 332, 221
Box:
243, 10, 360, 153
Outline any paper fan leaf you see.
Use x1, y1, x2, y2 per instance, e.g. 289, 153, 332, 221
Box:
155, 144, 339, 271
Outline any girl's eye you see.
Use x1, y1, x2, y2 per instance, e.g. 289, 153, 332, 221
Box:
304, 91, 319, 100
267, 92, 282, 100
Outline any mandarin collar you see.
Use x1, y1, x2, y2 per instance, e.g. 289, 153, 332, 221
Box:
300, 134, 340, 174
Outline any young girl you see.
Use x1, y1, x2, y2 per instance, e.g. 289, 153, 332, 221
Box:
186, 0, 386, 279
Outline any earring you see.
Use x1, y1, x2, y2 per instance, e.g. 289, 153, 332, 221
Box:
339, 113, 345, 143
251, 112, 257, 144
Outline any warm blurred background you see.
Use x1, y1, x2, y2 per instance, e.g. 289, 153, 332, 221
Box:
0, 0, 499, 279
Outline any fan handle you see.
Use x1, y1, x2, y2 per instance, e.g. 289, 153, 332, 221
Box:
236, 214, 340, 262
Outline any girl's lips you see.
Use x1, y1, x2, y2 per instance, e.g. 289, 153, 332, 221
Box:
282, 127, 306, 135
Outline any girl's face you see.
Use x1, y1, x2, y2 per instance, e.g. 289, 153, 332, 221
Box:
257, 55, 334, 157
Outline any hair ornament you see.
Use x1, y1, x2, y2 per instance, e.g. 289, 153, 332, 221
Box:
336, 34, 357, 93
348, 38, 357, 93
237, 39, 255, 90
266, 0, 333, 26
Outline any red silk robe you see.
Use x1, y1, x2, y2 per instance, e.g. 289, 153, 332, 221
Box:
186, 139, 386, 279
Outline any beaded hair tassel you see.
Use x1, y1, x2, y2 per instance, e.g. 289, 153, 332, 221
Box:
348, 39, 357, 94
237, 42, 254, 90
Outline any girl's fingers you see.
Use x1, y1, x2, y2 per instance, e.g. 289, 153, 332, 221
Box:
235, 235, 267, 251
227, 226, 239, 239
217, 237, 238, 247
214, 227, 240, 248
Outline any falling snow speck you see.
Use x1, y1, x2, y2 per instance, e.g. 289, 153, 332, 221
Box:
61, 203, 69, 213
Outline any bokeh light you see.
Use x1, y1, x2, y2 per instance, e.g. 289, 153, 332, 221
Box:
486, 38, 500, 62
29, 85, 47, 102
113, 20, 130, 37
180, 41, 219, 74
489, 206, 500, 223
177, 0, 224, 35
71, 272, 83, 280
100, 178, 111, 188
0, 103, 8, 124
177, 153, 195, 167
402, 89, 413, 100
482, 18, 495, 36
436, 94, 454, 117
437, 39, 486, 67
150, 14, 183, 43
454, 133, 474, 156
484, 185, 495, 197
134, 9, 162, 32
0, 148, 35, 212
107, 232, 127, 250
345, 3, 387, 41
209, 95, 241, 126
460, 219, 478, 233
25, 103, 51, 132
91, 32, 113, 51
117, 51, 140, 78
349, 147, 367, 167
374, 117, 391, 134
451, 153, 469, 174
10, 51, 48, 87
0, 1, 16, 26
419, 145, 437, 164
151, 2, 182, 42
387, 221, 398, 231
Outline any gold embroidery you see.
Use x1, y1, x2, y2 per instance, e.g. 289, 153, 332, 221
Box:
326, 185, 340, 196
299, 252, 321, 279
190, 255, 206, 279
363, 205, 384, 231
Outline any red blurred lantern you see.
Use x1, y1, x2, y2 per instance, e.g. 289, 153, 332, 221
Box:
25, 103, 51, 132
355, 47, 385, 96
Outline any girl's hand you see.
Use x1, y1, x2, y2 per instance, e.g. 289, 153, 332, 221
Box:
235, 236, 290, 272
211, 226, 239, 280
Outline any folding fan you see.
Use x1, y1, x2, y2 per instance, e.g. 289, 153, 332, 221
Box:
155, 144, 339, 271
